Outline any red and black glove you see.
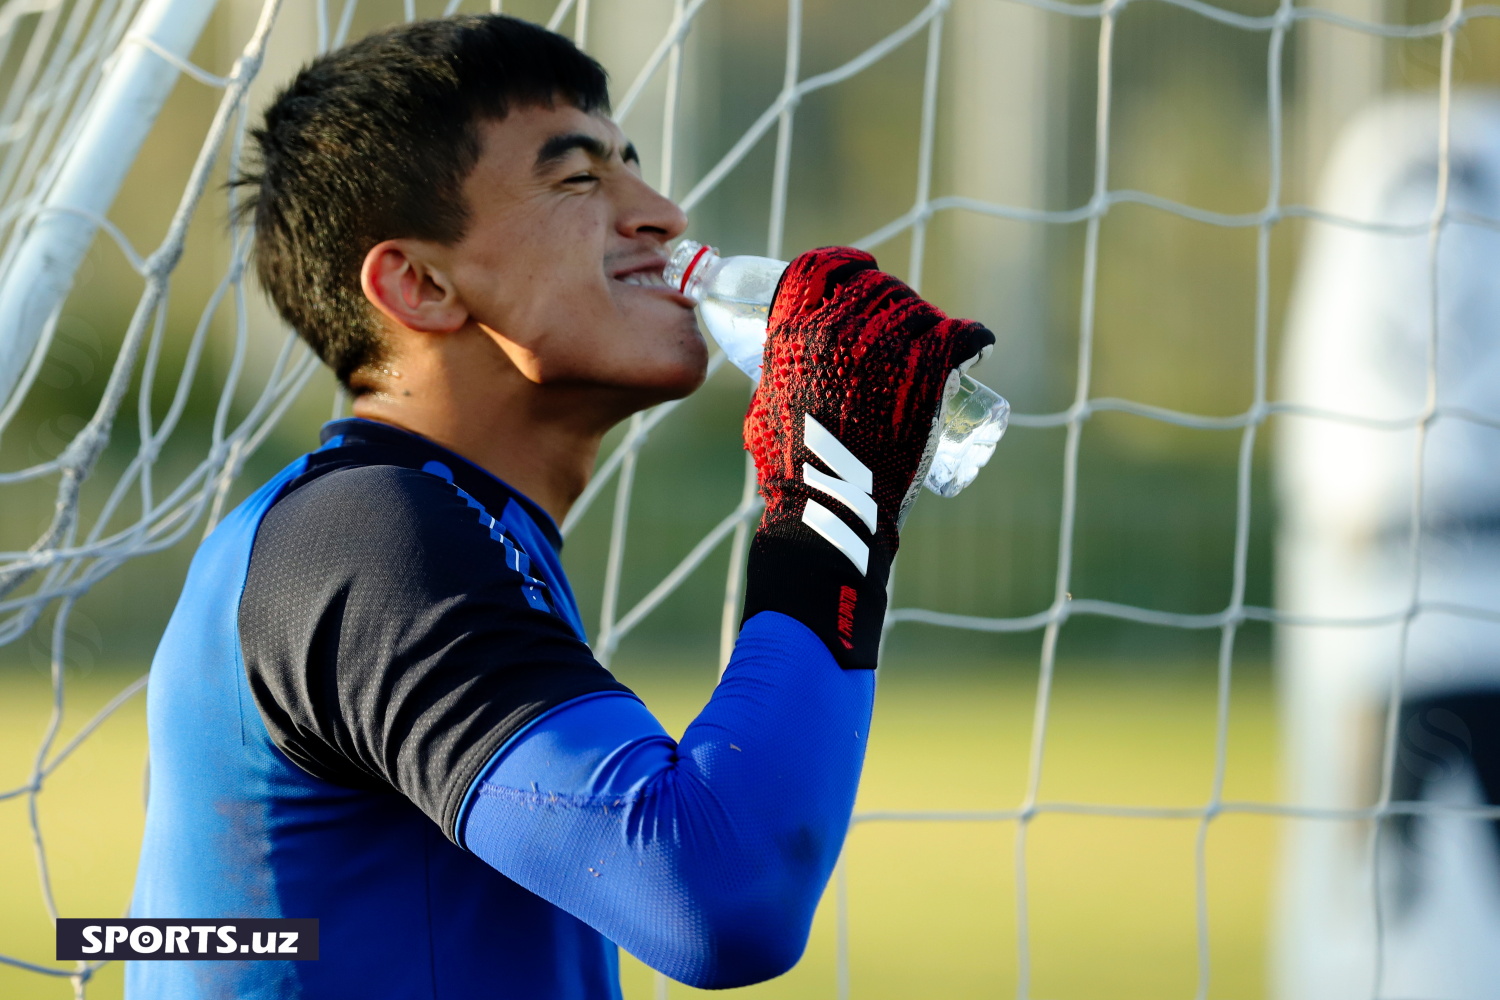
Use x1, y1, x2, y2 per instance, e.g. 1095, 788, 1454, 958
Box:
741, 247, 994, 669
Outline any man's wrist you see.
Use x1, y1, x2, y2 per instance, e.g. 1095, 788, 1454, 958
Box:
741, 529, 890, 669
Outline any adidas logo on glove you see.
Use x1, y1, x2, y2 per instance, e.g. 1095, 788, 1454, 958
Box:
799, 414, 875, 576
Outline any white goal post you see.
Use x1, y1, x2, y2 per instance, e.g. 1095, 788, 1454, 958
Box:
3, 0, 1500, 998
0, 0, 225, 408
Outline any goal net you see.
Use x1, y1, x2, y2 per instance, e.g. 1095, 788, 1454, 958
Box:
3, 0, 1499, 998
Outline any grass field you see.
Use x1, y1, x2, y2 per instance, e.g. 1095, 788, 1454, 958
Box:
0, 652, 1281, 999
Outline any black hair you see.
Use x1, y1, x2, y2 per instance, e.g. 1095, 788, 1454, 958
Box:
238, 15, 610, 390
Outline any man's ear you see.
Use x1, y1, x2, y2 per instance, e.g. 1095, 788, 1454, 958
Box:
360, 240, 468, 334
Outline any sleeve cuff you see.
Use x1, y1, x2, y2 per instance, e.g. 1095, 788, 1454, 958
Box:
740, 530, 889, 669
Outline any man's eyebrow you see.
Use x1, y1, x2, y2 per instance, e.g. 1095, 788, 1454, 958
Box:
534, 132, 639, 173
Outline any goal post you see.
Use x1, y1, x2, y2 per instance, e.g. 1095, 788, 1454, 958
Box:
0, 0, 227, 411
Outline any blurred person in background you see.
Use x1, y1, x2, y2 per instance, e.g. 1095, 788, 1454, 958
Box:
1276, 91, 1500, 1000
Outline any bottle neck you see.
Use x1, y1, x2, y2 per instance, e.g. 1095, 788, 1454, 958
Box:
665, 239, 719, 302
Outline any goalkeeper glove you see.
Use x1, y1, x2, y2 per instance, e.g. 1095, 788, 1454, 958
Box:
740, 247, 994, 669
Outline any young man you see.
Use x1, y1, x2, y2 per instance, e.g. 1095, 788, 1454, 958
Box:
128, 15, 991, 999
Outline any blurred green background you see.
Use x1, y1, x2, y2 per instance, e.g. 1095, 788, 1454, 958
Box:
3, 0, 1499, 996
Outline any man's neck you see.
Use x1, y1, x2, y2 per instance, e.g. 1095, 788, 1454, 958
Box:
349, 336, 627, 527
351, 407, 599, 528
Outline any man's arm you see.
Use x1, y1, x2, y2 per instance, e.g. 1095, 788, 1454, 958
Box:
460, 611, 872, 989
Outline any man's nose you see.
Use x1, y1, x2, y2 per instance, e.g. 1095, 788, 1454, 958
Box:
617, 173, 688, 243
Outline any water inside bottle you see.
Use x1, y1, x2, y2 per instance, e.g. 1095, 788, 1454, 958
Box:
924, 375, 1011, 498
697, 296, 770, 381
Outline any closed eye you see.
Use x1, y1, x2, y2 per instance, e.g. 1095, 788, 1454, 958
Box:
564, 172, 599, 185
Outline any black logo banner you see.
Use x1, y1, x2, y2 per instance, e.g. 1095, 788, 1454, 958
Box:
56, 919, 319, 961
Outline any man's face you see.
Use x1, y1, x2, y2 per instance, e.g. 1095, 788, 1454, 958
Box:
443, 103, 706, 402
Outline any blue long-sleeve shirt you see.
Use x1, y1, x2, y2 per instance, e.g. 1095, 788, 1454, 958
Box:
129, 418, 872, 999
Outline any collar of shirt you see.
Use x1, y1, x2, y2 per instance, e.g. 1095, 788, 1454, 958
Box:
315, 417, 564, 552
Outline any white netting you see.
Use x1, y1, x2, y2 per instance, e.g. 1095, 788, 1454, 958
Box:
3, 0, 1500, 997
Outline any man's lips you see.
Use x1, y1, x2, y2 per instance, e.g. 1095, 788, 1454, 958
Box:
611, 260, 696, 307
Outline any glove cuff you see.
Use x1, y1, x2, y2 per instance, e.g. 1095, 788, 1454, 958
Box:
741, 528, 891, 669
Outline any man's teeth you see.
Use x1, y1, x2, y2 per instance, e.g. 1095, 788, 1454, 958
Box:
618, 271, 669, 287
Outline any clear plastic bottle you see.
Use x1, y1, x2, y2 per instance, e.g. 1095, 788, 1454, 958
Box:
666, 240, 1009, 498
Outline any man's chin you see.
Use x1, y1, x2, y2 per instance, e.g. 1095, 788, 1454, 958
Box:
635, 326, 710, 399
601, 348, 711, 416
630, 359, 709, 407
